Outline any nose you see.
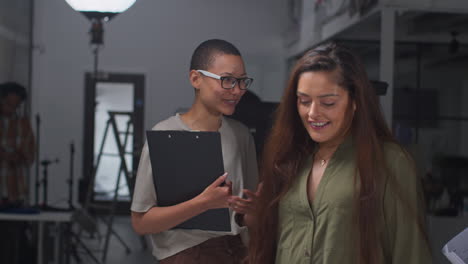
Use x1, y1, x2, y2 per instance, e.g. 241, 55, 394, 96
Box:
307, 102, 319, 118
229, 82, 243, 96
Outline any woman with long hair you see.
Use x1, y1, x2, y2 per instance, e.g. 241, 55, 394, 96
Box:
247, 42, 432, 264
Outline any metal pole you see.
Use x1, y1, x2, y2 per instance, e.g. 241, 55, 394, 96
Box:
379, 8, 396, 127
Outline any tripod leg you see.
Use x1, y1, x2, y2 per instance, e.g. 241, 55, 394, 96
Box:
140, 235, 148, 250
108, 226, 132, 254
71, 232, 101, 264
102, 163, 126, 262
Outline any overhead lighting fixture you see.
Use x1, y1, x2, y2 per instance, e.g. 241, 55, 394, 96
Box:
64, 0, 137, 44
64, 0, 137, 78
64, 0, 136, 13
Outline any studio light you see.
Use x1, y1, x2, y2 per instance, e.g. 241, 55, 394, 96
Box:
64, 0, 136, 80
65, 0, 136, 45
61, 2, 138, 261
64, 0, 136, 13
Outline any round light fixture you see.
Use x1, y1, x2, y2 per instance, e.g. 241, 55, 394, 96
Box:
64, 0, 137, 45
64, 0, 136, 13
64, 0, 137, 80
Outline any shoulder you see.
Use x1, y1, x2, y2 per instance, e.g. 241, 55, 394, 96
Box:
382, 141, 417, 183
151, 115, 181, 131
222, 116, 251, 135
383, 141, 412, 168
383, 142, 407, 161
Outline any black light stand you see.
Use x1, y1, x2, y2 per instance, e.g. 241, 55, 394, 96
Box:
89, 17, 103, 80
68, 142, 75, 210
90, 17, 104, 96
34, 114, 41, 207
40, 158, 59, 210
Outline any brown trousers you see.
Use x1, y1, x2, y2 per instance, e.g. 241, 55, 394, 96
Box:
159, 235, 246, 264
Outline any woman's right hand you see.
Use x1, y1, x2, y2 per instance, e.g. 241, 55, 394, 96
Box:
196, 173, 232, 210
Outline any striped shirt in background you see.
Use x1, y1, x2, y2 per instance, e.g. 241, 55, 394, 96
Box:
0, 114, 35, 202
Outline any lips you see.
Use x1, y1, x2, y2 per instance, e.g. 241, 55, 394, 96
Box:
308, 121, 330, 130
223, 99, 238, 106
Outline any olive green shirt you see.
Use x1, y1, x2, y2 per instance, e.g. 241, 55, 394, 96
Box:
276, 139, 432, 264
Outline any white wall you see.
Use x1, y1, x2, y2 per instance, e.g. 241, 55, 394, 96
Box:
0, 0, 30, 88
31, 0, 288, 207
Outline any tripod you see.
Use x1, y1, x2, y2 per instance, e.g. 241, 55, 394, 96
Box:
72, 111, 134, 263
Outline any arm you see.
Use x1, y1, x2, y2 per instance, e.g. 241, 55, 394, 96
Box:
384, 151, 433, 264
132, 173, 231, 234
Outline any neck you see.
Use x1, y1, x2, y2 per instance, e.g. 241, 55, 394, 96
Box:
317, 130, 351, 155
316, 137, 346, 160
315, 147, 337, 163
181, 100, 222, 131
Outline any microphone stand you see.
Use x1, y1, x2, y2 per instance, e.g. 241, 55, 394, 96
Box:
35, 114, 40, 207
68, 142, 75, 210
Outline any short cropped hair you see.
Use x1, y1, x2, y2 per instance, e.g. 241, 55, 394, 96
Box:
190, 39, 241, 71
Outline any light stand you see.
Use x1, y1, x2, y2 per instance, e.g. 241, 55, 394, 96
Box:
68, 142, 75, 210
86, 14, 108, 81
61, 2, 141, 261
40, 158, 59, 210
63, 4, 136, 207
34, 114, 41, 207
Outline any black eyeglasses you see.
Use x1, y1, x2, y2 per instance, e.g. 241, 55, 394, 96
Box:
197, 70, 253, 90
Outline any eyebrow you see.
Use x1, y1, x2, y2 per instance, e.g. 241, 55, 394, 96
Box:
296, 92, 339, 98
220, 72, 247, 77
318, 93, 339, 98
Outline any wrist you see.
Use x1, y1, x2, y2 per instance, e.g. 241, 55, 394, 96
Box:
235, 213, 245, 226
191, 195, 209, 212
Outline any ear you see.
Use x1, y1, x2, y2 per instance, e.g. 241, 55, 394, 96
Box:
189, 70, 202, 90
353, 101, 356, 112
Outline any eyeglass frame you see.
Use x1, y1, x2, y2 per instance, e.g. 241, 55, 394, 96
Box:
196, 70, 253, 90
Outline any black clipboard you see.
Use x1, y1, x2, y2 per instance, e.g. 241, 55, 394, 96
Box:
146, 130, 231, 232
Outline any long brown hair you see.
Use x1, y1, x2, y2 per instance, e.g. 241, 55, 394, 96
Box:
247, 42, 415, 263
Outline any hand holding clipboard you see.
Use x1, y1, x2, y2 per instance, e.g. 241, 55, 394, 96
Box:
196, 173, 232, 210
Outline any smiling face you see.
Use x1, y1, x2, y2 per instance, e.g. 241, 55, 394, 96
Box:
191, 54, 247, 116
296, 70, 355, 147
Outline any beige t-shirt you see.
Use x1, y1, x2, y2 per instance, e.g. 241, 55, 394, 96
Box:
131, 113, 258, 260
